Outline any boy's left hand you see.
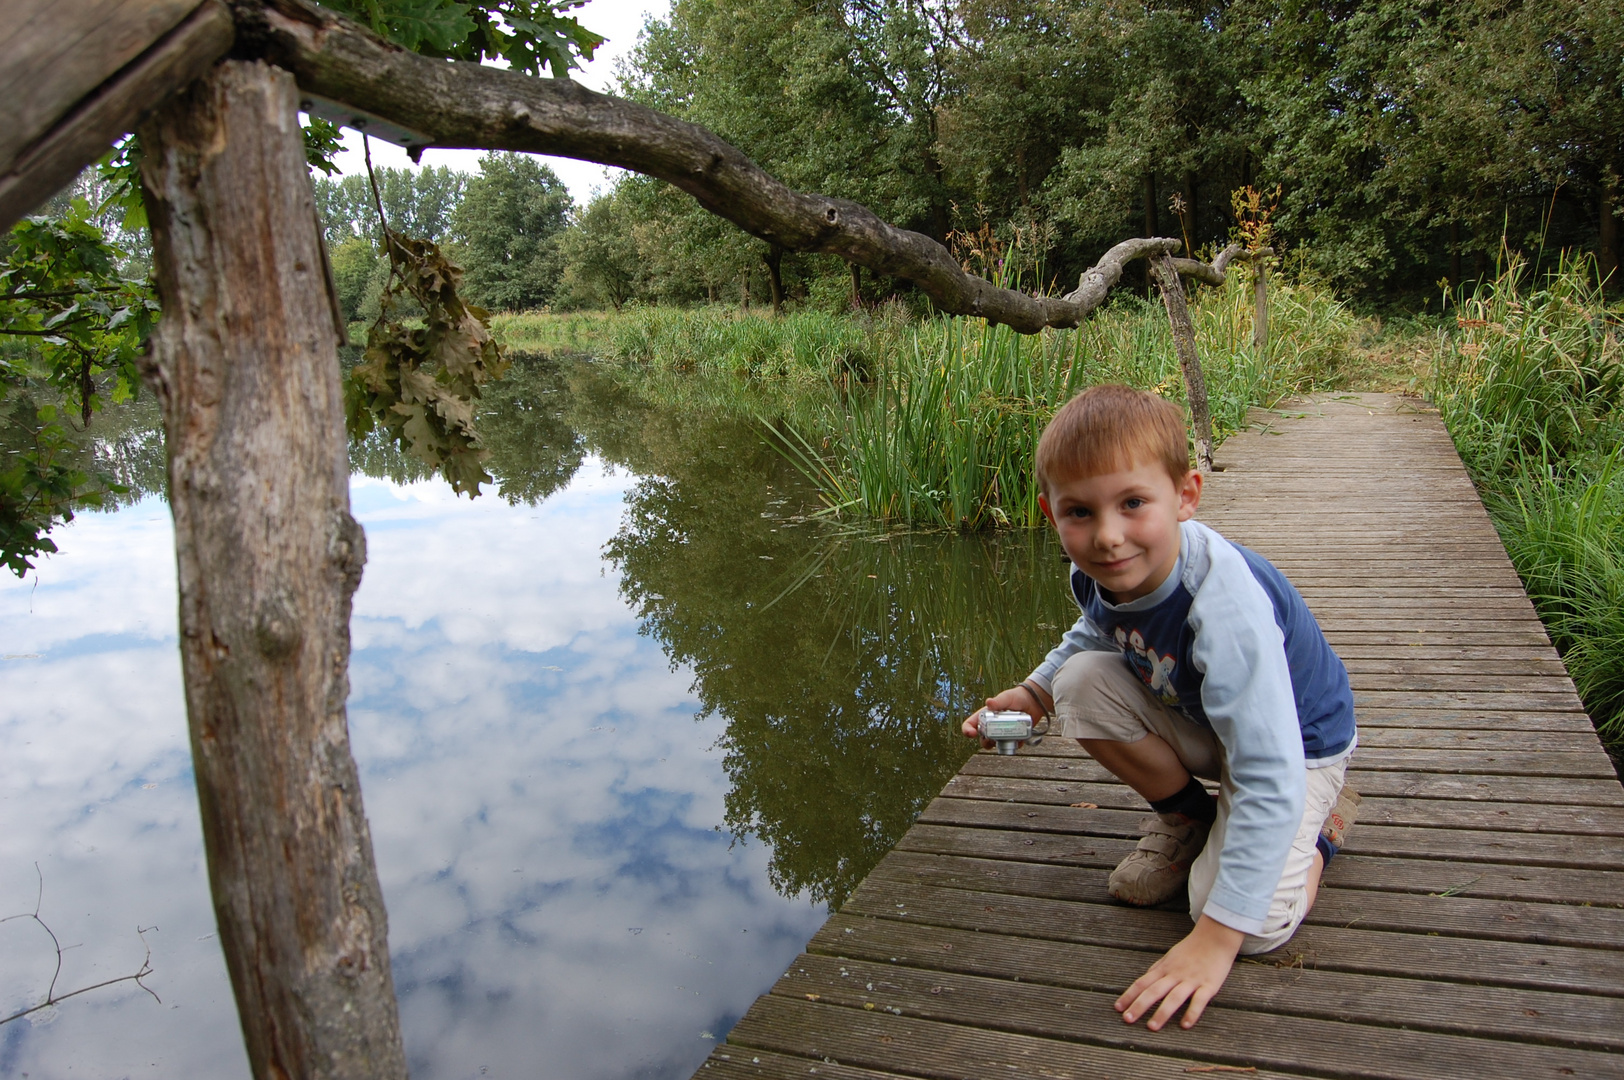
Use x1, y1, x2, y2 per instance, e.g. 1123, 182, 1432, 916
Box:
1115, 915, 1243, 1031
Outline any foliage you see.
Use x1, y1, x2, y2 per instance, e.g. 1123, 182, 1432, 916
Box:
1430, 256, 1624, 752
302, 117, 346, 177
313, 166, 468, 248
0, 201, 154, 575
555, 189, 643, 310
561, 0, 1622, 308
789, 274, 1356, 529
314, 0, 603, 77
0, 204, 157, 426
598, 304, 909, 381
449, 153, 573, 311
565, 369, 1074, 908
345, 233, 512, 495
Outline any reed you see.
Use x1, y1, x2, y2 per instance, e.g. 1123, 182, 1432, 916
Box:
792, 277, 1357, 530
1430, 254, 1624, 753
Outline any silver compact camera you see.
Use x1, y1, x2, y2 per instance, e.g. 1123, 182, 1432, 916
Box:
977, 709, 1049, 756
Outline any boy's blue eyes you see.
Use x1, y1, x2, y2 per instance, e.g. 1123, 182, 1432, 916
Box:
1067, 498, 1146, 517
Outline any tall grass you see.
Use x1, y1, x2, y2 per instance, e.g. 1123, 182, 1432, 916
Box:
791, 277, 1357, 529
1430, 254, 1624, 753
599, 304, 916, 381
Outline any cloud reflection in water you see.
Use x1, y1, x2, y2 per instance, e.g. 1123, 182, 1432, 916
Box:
0, 459, 827, 1080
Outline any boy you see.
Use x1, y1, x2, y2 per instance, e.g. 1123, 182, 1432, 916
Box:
964, 384, 1357, 1033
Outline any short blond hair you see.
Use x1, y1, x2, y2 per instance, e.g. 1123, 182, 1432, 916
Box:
1035, 385, 1190, 493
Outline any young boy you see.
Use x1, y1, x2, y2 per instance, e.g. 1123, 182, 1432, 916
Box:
964, 384, 1357, 1033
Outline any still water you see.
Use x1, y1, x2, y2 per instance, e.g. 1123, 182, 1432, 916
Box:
0, 357, 1074, 1079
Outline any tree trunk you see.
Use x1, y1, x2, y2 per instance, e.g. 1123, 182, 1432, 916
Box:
1449, 219, 1461, 290
1253, 260, 1268, 355
1144, 172, 1158, 289
764, 243, 784, 315
1601, 176, 1619, 293
138, 59, 408, 1080
1149, 252, 1214, 474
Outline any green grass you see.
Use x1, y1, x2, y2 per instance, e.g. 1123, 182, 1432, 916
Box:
786, 276, 1358, 530
1429, 254, 1624, 757
488, 309, 620, 354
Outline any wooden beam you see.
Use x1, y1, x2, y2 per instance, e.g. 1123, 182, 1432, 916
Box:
0, 0, 200, 169
0, 0, 233, 231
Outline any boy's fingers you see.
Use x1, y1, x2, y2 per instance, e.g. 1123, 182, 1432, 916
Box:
1120, 975, 1176, 1025
1179, 985, 1216, 1029
1146, 981, 1193, 1032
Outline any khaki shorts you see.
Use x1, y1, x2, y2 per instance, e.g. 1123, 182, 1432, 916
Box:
1051, 649, 1346, 955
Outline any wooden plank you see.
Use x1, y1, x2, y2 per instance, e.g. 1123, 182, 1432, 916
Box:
696, 1048, 914, 1080
914, 797, 1624, 866
868, 853, 1624, 949
771, 953, 1623, 1080
894, 824, 1624, 907
810, 916, 1624, 1052
1019, 740, 1614, 777
0, 0, 199, 168
725, 995, 1321, 1080
0, 0, 233, 231
957, 753, 1624, 804
842, 878, 1624, 995
939, 774, 1624, 833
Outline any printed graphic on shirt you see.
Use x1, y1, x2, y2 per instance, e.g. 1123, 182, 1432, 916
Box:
1113, 625, 1181, 706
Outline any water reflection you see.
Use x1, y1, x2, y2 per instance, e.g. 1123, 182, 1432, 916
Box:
0, 355, 1078, 1079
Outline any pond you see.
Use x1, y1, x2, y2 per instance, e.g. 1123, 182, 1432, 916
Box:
0, 356, 1076, 1079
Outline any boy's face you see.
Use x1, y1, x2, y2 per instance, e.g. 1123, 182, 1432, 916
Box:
1039, 459, 1202, 603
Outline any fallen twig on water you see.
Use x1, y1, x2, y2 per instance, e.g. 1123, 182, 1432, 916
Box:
0, 863, 160, 1027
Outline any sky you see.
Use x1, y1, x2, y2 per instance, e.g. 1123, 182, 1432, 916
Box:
0, 463, 826, 1080
324, 0, 672, 206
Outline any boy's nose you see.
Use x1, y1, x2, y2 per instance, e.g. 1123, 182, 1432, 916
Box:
1093, 515, 1124, 548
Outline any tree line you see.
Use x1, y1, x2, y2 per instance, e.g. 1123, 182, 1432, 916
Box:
344, 0, 1618, 313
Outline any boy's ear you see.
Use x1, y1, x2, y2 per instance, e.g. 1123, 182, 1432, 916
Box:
1176, 469, 1203, 521
1038, 492, 1056, 526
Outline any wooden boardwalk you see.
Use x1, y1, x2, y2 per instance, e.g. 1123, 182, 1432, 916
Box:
695, 394, 1624, 1080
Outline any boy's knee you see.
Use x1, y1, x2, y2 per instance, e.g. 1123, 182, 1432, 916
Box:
1051, 650, 1129, 708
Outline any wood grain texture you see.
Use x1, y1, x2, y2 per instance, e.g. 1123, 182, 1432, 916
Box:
0, 0, 234, 230
139, 60, 406, 1080
701, 395, 1624, 1079
0, 0, 199, 167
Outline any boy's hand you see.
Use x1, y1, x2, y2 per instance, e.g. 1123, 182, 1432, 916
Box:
961, 685, 1053, 743
1115, 915, 1242, 1031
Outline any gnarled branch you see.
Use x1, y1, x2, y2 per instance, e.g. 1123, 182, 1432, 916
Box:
246, 0, 1181, 334
1170, 243, 1275, 287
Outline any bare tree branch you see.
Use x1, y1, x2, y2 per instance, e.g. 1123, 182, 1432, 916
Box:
0, 863, 161, 1028
1170, 243, 1275, 287
245, 0, 1181, 334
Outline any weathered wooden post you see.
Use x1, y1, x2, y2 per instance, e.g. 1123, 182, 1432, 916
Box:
138, 59, 408, 1080
1253, 258, 1269, 355
1148, 252, 1215, 473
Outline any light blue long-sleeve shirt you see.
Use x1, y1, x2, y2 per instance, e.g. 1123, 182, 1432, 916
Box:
1028, 520, 1355, 934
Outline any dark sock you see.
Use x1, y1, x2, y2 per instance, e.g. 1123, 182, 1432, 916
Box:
1315, 833, 1338, 866
1149, 777, 1217, 825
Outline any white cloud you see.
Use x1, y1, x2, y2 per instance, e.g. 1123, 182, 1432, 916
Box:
0, 459, 823, 1080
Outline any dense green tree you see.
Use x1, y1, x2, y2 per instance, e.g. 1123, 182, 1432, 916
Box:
450, 152, 573, 311
557, 186, 645, 309
312, 165, 467, 246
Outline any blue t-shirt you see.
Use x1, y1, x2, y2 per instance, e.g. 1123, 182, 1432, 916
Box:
1028, 519, 1356, 933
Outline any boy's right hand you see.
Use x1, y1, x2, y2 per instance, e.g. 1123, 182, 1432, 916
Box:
961, 685, 1054, 744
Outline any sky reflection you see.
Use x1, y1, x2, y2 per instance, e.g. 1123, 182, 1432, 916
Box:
0, 459, 827, 1080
